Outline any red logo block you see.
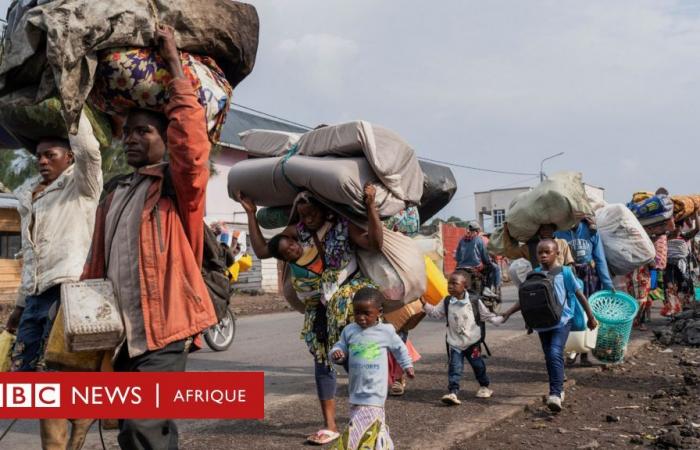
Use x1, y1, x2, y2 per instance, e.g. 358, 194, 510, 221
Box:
0, 372, 264, 419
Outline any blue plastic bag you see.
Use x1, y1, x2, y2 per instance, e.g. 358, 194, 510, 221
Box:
565, 266, 587, 332
650, 269, 658, 290
570, 296, 587, 332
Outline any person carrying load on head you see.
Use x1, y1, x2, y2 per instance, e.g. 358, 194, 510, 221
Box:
502, 222, 575, 268
4, 111, 102, 447
80, 25, 218, 449
555, 216, 613, 367
238, 183, 383, 446
665, 211, 699, 311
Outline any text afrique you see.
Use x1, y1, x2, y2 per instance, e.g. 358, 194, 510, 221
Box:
173, 389, 247, 404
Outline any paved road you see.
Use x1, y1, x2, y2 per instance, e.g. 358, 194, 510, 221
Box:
0, 287, 526, 449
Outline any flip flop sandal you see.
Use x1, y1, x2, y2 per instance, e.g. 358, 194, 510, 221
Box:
307, 429, 340, 445
390, 380, 405, 396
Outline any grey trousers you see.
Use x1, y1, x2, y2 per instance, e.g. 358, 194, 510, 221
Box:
114, 339, 189, 450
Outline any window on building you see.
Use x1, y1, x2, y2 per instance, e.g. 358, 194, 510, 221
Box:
493, 209, 506, 228
0, 232, 21, 259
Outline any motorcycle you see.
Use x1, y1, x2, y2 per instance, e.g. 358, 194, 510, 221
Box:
204, 305, 236, 351
457, 264, 502, 313
202, 235, 252, 352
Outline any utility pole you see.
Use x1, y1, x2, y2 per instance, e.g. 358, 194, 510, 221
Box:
539, 152, 565, 181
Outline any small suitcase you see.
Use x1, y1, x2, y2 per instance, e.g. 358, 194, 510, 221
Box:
61, 279, 124, 352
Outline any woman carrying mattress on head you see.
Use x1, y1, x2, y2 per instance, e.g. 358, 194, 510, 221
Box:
237, 183, 383, 446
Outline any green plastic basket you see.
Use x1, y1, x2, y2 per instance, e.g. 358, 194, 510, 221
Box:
589, 290, 639, 364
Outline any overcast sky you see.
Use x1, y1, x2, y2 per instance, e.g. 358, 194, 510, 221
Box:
3, 0, 699, 220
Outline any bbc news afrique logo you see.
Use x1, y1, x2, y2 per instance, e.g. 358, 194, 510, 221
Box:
0, 383, 61, 408
0, 372, 264, 419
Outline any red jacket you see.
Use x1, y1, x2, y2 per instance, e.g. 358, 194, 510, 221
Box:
82, 79, 217, 351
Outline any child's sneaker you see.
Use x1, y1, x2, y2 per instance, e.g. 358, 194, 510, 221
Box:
475, 387, 493, 398
546, 395, 562, 412
441, 392, 461, 405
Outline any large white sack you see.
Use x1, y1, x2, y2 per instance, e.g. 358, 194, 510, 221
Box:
595, 204, 655, 276
506, 172, 593, 242
358, 229, 427, 308
508, 258, 533, 288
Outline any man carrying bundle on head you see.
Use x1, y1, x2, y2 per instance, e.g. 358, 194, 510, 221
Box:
81, 25, 218, 449
5, 115, 102, 447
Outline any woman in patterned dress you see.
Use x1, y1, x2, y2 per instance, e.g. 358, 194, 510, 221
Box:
238, 183, 384, 445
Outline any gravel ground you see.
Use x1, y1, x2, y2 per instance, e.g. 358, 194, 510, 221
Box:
177, 326, 601, 449
461, 343, 700, 450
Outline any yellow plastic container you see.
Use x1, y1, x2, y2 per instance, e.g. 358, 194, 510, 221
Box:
44, 307, 104, 372
228, 254, 253, 282
238, 254, 253, 272
0, 330, 16, 372
423, 256, 448, 305
229, 262, 240, 282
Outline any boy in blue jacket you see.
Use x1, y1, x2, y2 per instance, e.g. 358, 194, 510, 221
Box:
503, 239, 597, 412
555, 218, 612, 366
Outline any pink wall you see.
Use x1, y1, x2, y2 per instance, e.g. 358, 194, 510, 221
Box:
205, 147, 249, 225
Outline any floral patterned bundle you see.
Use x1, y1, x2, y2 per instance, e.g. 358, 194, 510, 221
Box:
90, 47, 233, 142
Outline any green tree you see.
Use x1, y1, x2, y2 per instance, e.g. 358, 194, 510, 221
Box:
0, 149, 38, 190
429, 217, 443, 226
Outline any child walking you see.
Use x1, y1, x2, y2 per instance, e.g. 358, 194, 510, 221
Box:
503, 239, 598, 412
330, 287, 415, 450
423, 270, 504, 405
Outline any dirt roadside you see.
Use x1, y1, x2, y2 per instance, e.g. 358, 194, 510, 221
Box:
230, 292, 294, 317
174, 322, 661, 450
461, 343, 700, 450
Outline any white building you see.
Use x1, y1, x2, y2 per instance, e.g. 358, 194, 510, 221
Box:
474, 186, 532, 230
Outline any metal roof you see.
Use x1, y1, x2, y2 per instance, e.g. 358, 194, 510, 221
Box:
217, 109, 309, 149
